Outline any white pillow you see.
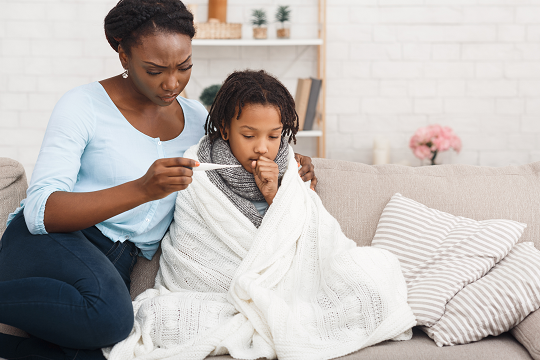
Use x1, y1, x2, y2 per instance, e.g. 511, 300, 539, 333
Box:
424, 242, 540, 346
371, 193, 527, 327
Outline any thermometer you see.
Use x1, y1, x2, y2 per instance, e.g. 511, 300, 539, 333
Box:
192, 163, 242, 171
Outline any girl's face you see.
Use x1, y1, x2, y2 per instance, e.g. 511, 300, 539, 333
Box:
225, 104, 283, 174
119, 32, 193, 106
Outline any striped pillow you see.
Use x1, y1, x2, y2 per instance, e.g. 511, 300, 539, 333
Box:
424, 242, 540, 346
371, 193, 527, 328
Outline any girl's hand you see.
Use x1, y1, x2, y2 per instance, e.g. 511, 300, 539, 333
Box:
252, 156, 279, 205
137, 157, 199, 202
294, 153, 317, 191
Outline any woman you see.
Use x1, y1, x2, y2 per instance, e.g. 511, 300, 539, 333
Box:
0, 1, 316, 359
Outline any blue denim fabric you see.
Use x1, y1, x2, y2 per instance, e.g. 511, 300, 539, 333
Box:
0, 211, 139, 360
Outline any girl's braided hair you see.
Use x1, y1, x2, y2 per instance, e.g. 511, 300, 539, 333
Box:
205, 70, 299, 144
104, 0, 195, 56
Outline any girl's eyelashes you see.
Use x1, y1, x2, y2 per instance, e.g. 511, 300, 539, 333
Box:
147, 71, 161, 75
181, 64, 193, 71
242, 134, 280, 139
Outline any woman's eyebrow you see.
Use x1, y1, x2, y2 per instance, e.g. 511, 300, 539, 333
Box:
178, 55, 192, 66
143, 55, 192, 68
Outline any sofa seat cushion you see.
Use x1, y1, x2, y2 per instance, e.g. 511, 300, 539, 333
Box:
207, 328, 532, 360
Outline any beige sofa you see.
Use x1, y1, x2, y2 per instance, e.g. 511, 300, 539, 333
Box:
1, 156, 539, 360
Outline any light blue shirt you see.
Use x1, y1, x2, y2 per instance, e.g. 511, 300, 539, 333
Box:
7, 82, 207, 259
252, 200, 269, 216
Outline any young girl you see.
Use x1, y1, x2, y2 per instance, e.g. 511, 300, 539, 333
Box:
199, 69, 300, 227
104, 70, 415, 360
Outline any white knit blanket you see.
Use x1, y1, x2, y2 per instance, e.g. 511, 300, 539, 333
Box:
104, 142, 416, 360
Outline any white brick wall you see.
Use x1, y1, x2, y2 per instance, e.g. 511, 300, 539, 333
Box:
0, 0, 120, 177
2, 0, 540, 178
326, 1, 540, 166
0, 0, 320, 177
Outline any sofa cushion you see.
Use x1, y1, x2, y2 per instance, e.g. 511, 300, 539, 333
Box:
513, 309, 540, 360
370, 192, 526, 328
311, 159, 540, 250
425, 242, 540, 347
130, 247, 161, 300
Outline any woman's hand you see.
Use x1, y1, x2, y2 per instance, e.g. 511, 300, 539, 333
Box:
294, 153, 317, 191
252, 156, 279, 205
137, 158, 199, 202
44, 157, 198, 233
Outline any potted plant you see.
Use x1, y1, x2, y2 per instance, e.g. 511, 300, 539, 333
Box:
275, 5, 291, 39
251, 9, 267, 40
199, 84, 221, 111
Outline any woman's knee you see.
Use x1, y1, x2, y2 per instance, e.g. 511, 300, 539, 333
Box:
101, 299, 134, 346
74, 297, 134, 349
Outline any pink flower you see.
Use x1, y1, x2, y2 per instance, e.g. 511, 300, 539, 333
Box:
429, 124, 442, 138
433, 136, 450, 152
415, 127, 432, 143
409, 124, 462, 161
413, 145, 432, 159
451, 136, 462, 153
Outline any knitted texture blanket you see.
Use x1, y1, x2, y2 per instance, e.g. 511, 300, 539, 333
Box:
103, 140, 416, 360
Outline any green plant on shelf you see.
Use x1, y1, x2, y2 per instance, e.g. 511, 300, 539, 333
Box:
251, 9, 267, 28
275, 5, 291, 28
199, 84, 221, 108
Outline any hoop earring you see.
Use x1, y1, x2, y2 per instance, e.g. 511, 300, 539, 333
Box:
222, 132, 229, 141
122, 69, 129, 79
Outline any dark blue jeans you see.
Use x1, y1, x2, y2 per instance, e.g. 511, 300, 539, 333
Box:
0, 211, 139, 360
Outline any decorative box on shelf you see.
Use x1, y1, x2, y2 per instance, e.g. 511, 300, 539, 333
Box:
193, 21, 242, 39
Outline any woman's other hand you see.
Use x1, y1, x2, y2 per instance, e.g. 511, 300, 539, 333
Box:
252, 156, 279, 205
294, 153, 317, 191
138, 158, 199, 202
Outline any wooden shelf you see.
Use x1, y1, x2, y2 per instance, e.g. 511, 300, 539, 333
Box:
192, 39, 323, 46
191, 0, 326, 158
296, 130, 323, 138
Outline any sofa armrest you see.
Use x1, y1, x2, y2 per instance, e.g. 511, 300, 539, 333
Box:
0, 158, 29, 337
0, 157, 27, 237
512, 308, 540, 360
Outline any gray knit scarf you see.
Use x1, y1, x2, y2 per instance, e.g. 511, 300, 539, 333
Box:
197, 136, 289, 228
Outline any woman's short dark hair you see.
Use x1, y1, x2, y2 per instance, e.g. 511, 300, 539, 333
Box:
205, 70, 299, 144
104, 0, 195, 56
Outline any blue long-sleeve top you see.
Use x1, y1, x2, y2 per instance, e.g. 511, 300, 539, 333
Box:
7, 81, 207, 259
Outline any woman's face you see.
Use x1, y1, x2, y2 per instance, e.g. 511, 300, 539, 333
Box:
225, 104, 283, 174
120, 32, 193, 106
